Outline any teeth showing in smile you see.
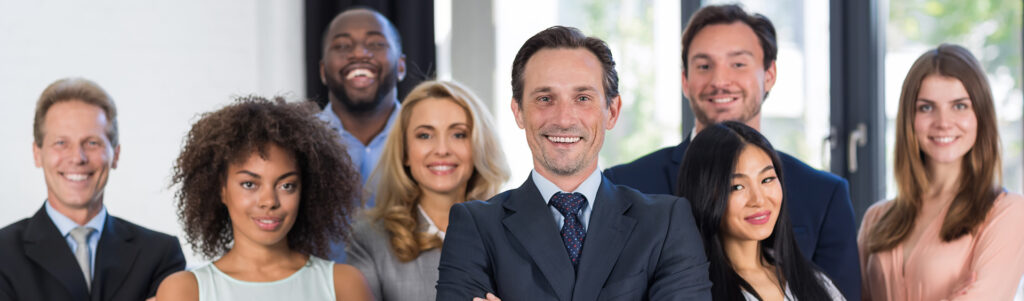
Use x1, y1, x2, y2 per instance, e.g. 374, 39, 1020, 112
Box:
547, 136, 581, 143
933, 136, 955, 143
257, 219, 276, 224
712, 97, 734, 103
65, 173, 88, 182
346, 68, 375, 79
750, 215, 766, 220
429, 165, 454, 171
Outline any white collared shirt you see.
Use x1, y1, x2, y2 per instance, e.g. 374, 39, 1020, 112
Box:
417, 204, 445, 240
531, 168, 602, 231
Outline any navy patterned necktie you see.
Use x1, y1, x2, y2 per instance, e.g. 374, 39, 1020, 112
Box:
550, 192, 588, 268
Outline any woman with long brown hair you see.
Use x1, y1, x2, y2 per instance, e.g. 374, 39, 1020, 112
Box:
858, 44, 1024, 300
345, 80, 509, 301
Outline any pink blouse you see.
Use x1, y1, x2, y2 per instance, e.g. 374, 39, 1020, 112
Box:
858, 192, 1024, 300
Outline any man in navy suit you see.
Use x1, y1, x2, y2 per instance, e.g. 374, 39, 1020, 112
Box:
436, 26, 712, 301
604, 4, 860, 300
0, 78, 185, 301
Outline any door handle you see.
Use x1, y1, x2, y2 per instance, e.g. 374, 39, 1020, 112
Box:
848, 123, 867, 173
822, 126, 837, 170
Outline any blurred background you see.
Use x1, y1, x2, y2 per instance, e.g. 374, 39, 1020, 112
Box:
1, 0, 1020, 266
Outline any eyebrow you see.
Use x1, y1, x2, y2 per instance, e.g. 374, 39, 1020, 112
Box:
529, 87, 552, 96
690, 50, 754, 61
414, 122, 470, 131
331, 31, 387, 41
235, 170, 299, 181
916, 97, 970, 103
575, 86, 598, 93
731, 165, 776, 178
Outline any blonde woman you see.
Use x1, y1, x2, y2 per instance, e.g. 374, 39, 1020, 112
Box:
858, 44, 1024, 300
346, 80, 510, 301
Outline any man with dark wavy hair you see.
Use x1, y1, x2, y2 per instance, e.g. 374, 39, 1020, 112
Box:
437, 26, 711, 301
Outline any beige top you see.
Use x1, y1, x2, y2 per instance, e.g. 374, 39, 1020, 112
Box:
858, 192, 1024, 300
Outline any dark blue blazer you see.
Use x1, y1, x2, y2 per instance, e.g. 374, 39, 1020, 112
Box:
0, 206, 185, 301
436, 175, 712, 301
604, 138, 861, 301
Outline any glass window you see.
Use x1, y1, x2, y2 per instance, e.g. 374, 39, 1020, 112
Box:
704, 0, 833, 170
885, 0, 1023, 198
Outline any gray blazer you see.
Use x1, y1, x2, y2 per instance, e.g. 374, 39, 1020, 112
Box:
346, 212, 441, 301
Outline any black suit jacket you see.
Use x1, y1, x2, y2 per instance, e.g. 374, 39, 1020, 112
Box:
604, 138, 861, 300
0, 206, 185, 301
436, 175, 712, 301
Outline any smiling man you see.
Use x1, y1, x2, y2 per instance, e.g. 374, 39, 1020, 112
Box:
603, 4, 861, 300
436, 26, 711, 301
0, 78, 185, 301
318, 7, 406, 198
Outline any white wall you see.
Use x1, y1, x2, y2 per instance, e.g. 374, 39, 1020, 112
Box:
0, 0, 305, 267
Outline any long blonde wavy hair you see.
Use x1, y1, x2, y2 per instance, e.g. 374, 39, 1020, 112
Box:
366, 80, 510, 262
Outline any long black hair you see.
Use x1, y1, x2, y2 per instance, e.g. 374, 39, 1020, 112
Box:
676, 121, 835, 300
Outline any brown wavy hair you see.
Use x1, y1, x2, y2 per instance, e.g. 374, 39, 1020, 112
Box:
868, 44, 1002, 253
172, 96, 360, 259
367, 80, 509, 262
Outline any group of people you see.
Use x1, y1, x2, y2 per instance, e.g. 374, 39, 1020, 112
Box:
1, 4, 1023, 301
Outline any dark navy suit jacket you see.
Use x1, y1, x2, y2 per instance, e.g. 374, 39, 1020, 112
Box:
0, 206, 185, 301
604, 138, 861, 300
436, 175, 712, 301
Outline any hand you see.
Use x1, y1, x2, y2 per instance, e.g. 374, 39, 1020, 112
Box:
472, 292, 501, 301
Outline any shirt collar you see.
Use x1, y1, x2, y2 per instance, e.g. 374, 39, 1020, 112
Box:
44, 200, 107, 237
532, 167, 602, 204
319, 100, 402, 145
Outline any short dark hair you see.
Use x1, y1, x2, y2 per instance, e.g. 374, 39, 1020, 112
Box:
511, 26, 618, 106
34, 78, 119, 147
320, 7, 403, 58
172, 96, 361, 259
682, 4, 777, 74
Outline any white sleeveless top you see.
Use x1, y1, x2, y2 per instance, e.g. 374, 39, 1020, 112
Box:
192, 256, 336, 301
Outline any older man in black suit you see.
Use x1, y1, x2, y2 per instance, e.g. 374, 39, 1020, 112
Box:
436, 26, 711, 301
0, 78, 185, 301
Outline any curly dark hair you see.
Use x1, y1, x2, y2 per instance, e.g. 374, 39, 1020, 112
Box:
171, 96, 360, 259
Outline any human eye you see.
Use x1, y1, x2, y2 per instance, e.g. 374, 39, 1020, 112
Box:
732, 62, 746, 68
368, 40, 389, 51
453, 131, 468, 139
334, 40, 354, 52
577, 95, 591, 102
954, 102, 970, 110
916, 103, 932, 112
240, 181, 256, 190
415, 132, 431, 139
731, 184, 745, 191
537, 96, 551, 102
280, 182, 298, 192
762, 176, 776, 184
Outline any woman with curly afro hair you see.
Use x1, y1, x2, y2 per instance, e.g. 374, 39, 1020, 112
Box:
156, 96, 371, 300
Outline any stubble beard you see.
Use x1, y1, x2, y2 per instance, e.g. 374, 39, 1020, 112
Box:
329, 66, 400, 114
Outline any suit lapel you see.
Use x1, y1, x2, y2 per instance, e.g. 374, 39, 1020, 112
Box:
668, 138, 690, 196
23, 206, 90, 300
502, 176, 576, 301
91, 215, 141, 301
572, 178, 637, 301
